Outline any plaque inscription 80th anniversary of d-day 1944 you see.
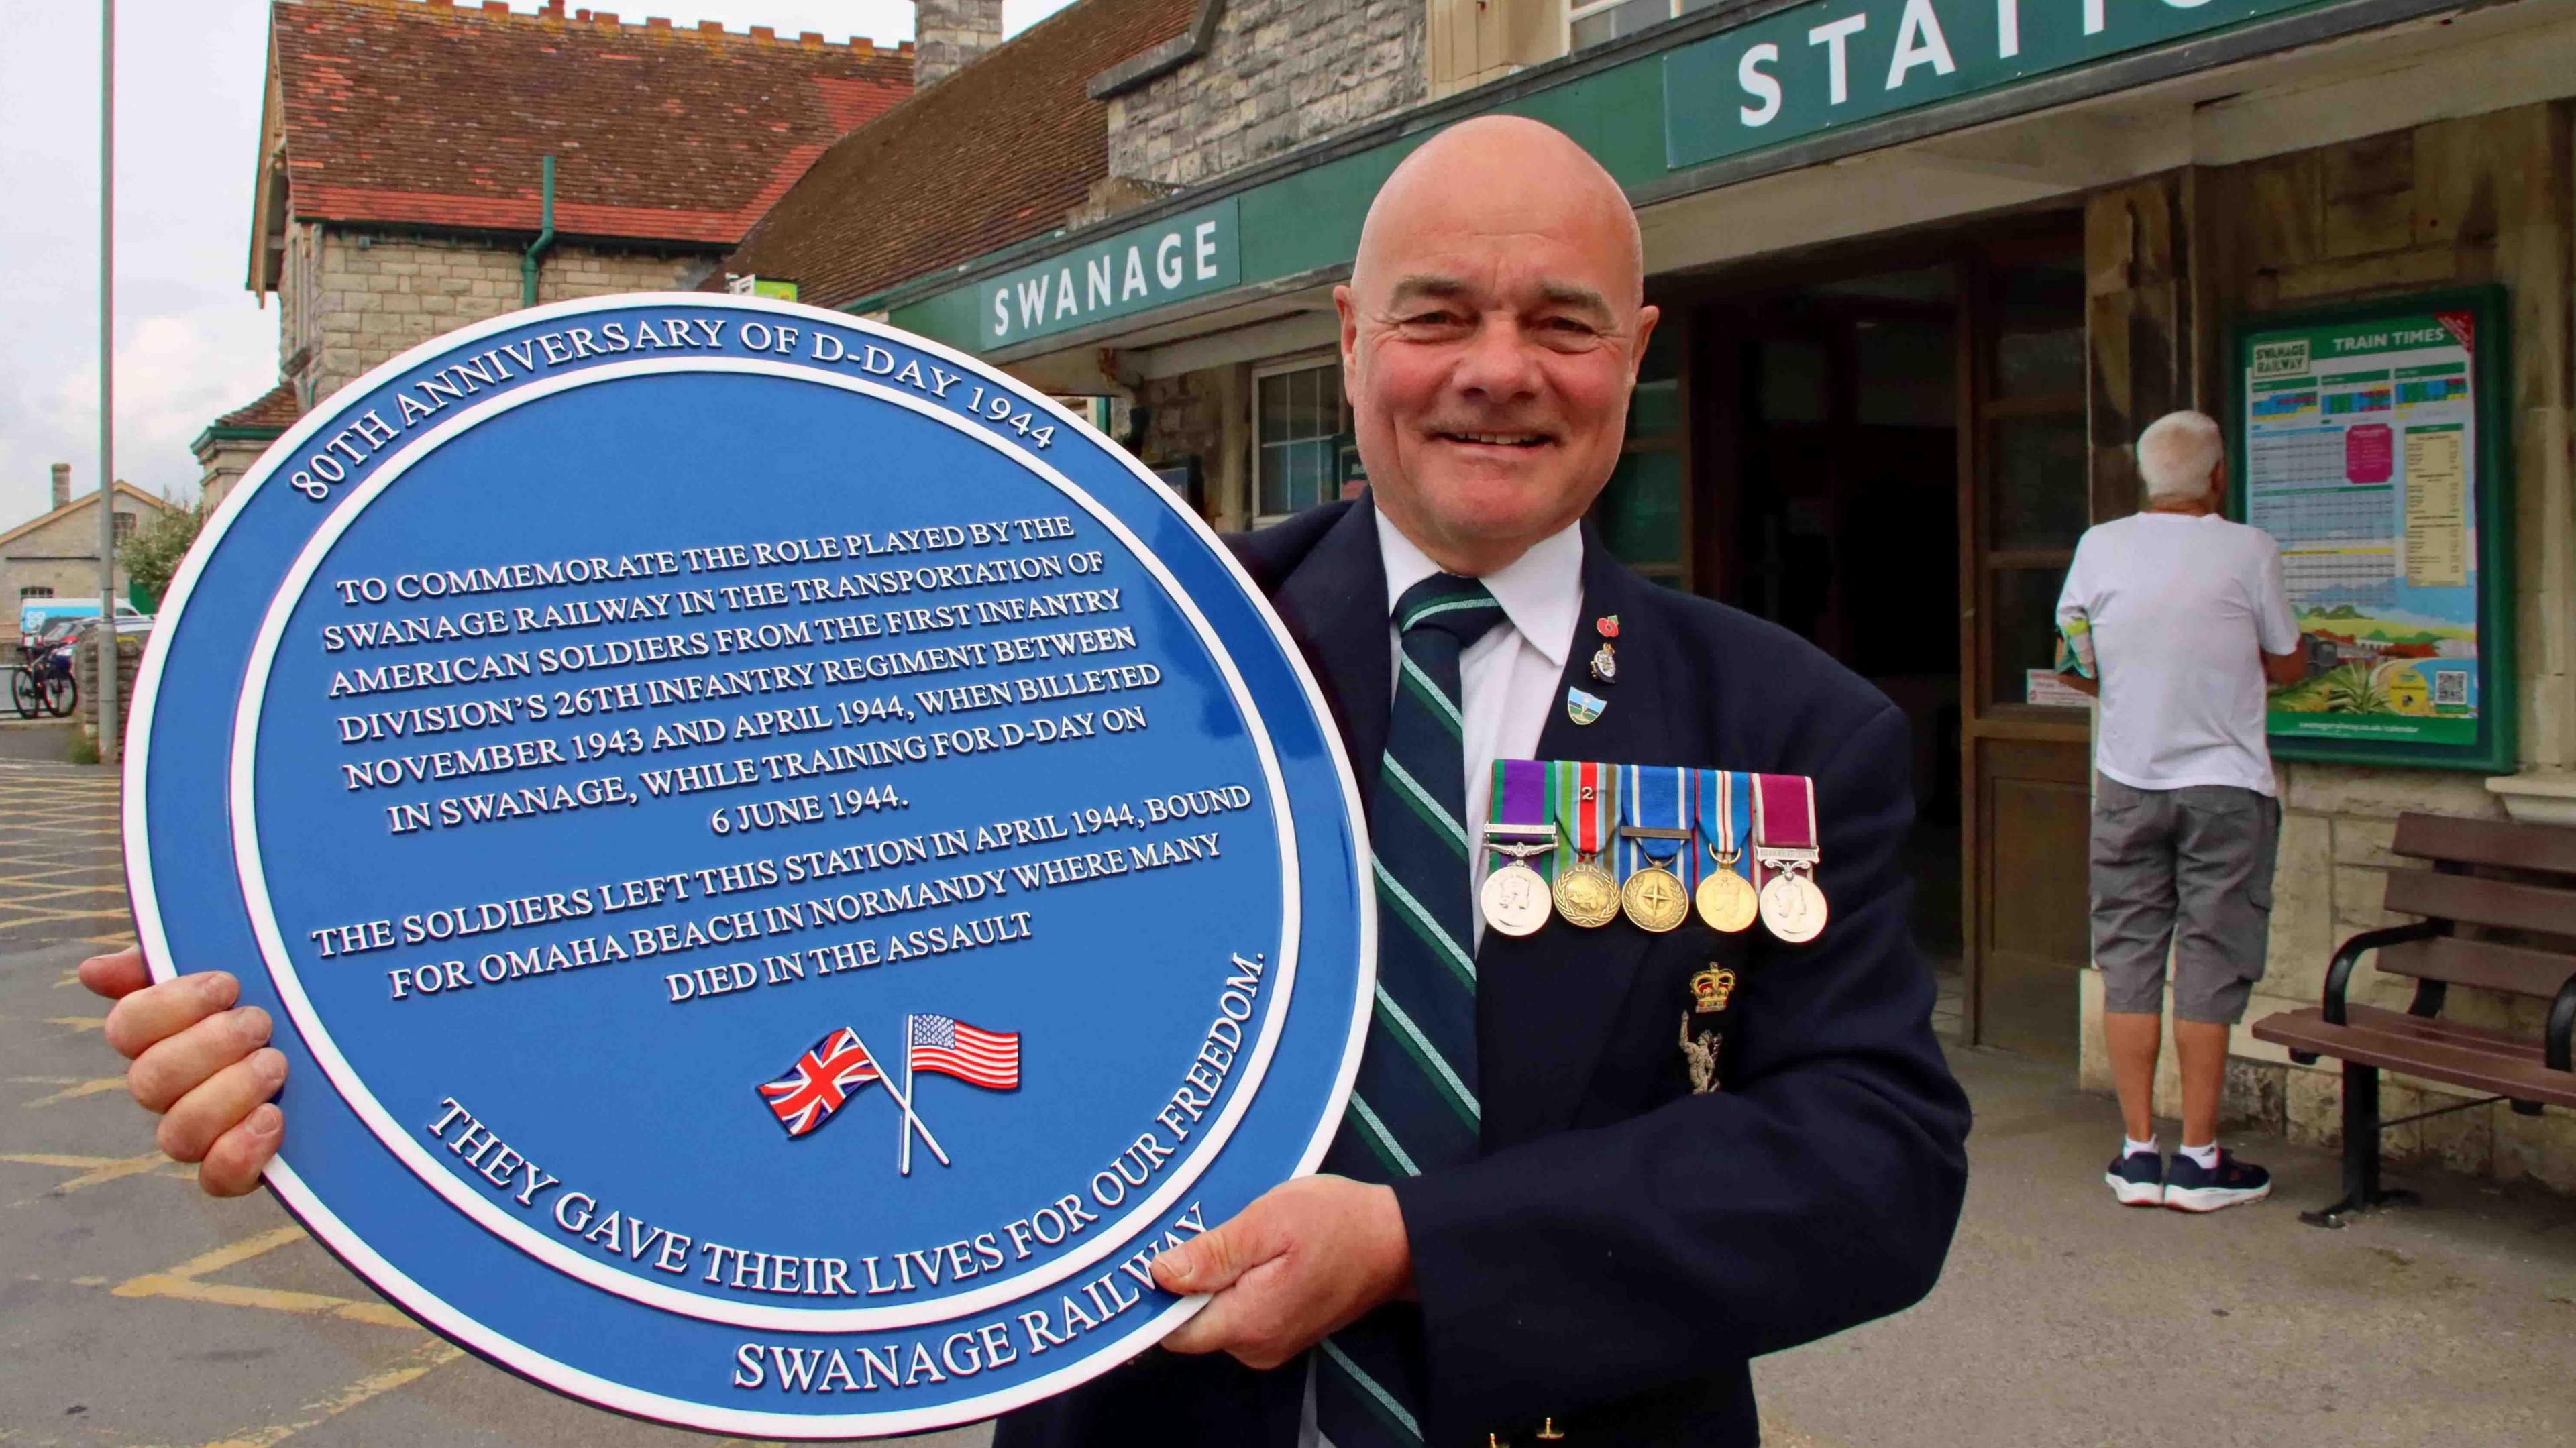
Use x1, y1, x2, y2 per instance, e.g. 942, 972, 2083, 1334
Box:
127, 296, 1373, 1437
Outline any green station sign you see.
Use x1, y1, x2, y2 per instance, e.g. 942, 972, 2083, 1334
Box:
1664, 0, 2330, 168
977, 197, 1240, 348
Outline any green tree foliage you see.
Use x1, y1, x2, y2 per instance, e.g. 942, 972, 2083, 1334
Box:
117, 494, 204, 610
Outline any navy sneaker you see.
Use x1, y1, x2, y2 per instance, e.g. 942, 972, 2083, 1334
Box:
2163, 1150, 2272, 1213
2104, 1150, 2165, 1207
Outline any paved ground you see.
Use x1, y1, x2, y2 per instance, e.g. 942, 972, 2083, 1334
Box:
1, 755, 2568, 1447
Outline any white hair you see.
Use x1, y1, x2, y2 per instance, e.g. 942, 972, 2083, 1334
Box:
2136, 411, 2224, 500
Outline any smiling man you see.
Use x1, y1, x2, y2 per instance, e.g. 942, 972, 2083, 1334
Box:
995, 115, 1972, 1447
78, 117, 1967, 1448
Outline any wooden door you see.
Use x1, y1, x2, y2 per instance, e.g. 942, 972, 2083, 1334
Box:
1959, 236, 2094, 1059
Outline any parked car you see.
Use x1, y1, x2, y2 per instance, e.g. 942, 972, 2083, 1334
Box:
19, 598, 144, 651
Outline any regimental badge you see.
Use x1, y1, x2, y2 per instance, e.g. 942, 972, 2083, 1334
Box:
1565, 687, 1606, 725
1679, 1013, 1721, 1095
1590, 640, 1618, 683
1689, 965, 1736, 1013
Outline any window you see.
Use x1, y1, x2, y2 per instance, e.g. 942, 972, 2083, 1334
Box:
19, 587, 52, 600
1252, 357, 1349, 522
113, 510, 136, 543
1568, 0, 1718, 50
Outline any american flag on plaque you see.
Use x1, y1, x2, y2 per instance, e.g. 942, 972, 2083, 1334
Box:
898, 1014, 1021, 1174
755, 1026, 884, 1139
907, 1013, 1024, 1090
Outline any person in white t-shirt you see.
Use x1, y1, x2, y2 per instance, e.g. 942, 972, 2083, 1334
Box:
2055, 410, 2305, 1214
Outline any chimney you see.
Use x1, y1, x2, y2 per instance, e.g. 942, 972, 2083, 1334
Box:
911, 0, 1002, 88
50, 463, 69, 511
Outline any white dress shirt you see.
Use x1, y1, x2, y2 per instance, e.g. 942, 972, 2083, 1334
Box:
1299, 514, 1585, 1448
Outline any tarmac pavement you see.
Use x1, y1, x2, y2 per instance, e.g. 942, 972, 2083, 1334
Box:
2, 751, 2569, 1447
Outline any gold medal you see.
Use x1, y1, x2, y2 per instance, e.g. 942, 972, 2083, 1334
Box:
1552, 855, 1620, 928
1480, 857, 1552, 937
1695, 858, 1759, 934
1621, 862, 1689, 932
1759, 869, 1829, 944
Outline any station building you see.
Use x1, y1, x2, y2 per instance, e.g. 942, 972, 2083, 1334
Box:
731, 0, 2576, 1191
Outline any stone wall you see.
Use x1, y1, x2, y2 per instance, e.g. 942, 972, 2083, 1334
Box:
1104, 0, 1424, 190
284, 222, 707, 410
74, 630, 143, 746
1130, 366, 1250, 528
2077, 102, 2576, 1192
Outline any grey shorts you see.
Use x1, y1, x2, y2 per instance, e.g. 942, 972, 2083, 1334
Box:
2088, 774, 2279, 1025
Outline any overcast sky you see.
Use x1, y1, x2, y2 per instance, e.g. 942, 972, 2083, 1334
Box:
0, 0, 1075, 533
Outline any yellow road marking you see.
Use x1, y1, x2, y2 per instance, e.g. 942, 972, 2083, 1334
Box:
111, 1223, 417, 1331
22, 1076, 126, 1107
0, 1151, 123, 1170
199, 1335, 464, 1448
46, 1015, 107, 1030
50, 1150, 170, 1193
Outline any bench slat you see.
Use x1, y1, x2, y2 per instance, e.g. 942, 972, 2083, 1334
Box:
2251, 1005, 2576, 1108
2394, 812, 2576, 875
2375, 936, 2576, 1000
2381, 867, 2576, 936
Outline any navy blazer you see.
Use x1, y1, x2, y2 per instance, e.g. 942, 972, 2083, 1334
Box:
997, 497, 1970, 1447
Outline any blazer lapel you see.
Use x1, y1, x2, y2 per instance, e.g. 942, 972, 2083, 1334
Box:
1479, 533, 1677, 1144
1269, 495, 1391, 806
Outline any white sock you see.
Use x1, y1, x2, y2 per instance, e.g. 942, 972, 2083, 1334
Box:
2123, 1135, 2158, 1160
2178, 1141, 2220, 1170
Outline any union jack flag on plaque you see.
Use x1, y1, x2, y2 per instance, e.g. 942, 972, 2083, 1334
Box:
756, 1026, 883, 1138
907, 1014, 1022, 1090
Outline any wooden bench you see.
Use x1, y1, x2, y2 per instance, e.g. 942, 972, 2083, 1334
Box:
2251, 812, 2576, 1227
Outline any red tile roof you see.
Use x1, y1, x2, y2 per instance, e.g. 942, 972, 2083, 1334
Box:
722, 0, 1198, 309
215, 383, 303, 433
272, 0, 912, 247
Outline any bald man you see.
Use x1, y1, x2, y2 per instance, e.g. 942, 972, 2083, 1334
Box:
1000, 117, 1971, 1447
82, 119, 1968, 1446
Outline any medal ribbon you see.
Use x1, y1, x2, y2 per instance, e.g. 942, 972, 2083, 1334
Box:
1692, 769, 1762, 889
1488, 758, 1557, 883
1619, 765, 1690, 881
1554, 760, 1617, 859
1754, 773, 1817, 854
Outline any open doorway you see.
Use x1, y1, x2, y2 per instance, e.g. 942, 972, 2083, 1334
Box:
1702, 266, 1967, 981
1667, 217, 2094, 1059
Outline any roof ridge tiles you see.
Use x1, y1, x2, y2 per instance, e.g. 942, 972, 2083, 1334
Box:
328, 0, 893, 55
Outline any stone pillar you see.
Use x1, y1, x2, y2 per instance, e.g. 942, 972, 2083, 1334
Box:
50, 463, 69, 511
912, 0, 1002, 88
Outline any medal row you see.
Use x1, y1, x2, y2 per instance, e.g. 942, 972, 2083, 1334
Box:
1479, 762, 1829, 944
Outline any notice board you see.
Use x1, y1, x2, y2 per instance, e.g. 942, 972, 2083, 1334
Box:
2229, 286, 2514, 772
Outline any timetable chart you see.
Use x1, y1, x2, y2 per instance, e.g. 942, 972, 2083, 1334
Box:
2238, 300, 2491, 755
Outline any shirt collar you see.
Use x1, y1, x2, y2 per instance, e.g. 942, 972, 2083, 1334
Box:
1373, 510, 1584, 669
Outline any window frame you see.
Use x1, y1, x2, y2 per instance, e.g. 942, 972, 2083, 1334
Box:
1248, 349, 1350, 528
1566, 0, 1684, 52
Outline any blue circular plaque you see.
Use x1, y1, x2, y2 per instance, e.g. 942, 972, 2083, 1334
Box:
127, 296, 1371, 1435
